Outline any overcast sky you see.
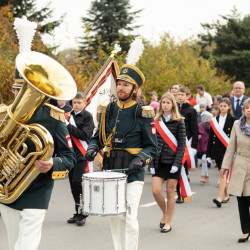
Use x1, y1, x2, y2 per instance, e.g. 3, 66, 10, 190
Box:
36, 0, 250, 51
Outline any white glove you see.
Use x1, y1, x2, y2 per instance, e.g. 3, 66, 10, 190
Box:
206, 157, 212, 164
191, 148, 197, 155
170, 166, 178, 173
150, 168, 155, 175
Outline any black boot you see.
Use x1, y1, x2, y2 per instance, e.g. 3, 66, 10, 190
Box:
67, 213, 78, 224
76, 214, 88, 226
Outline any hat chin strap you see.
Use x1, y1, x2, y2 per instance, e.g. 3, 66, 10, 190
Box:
119, 85, 135, 102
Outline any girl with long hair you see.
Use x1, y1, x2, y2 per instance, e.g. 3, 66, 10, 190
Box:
152, 93, 186, 232
206, 98, 236, 207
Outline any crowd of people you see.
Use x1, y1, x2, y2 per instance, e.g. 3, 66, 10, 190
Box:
143, 80, 250, 244
1, 64, 250, 249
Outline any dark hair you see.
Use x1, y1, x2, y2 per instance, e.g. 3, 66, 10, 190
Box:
179, 86, 190, 95
222, 92, 230, 98
219, 98, 233, 116
196, 85, 205, 91
170, 82, 182, 89
74, 92, 86, 100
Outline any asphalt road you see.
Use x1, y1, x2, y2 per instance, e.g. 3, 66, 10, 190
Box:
1, 164, 250, 250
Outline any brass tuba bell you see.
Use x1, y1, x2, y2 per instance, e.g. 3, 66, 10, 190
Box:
0, 51, 77, 204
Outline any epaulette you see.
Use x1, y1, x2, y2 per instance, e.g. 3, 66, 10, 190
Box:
141, 105, 155, 118
0, 104, 7, 121
45, 103, 65, 122
97, 101, 109, 114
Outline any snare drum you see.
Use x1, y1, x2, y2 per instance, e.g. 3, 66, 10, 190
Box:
82, 171, 127, 216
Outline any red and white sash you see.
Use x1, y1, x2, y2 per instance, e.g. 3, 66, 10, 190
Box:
65, 112, 93, 173
155, 119, 193, 201
209, 117, 232, 183
210, 117, 229, 147
184, 138, 196, 170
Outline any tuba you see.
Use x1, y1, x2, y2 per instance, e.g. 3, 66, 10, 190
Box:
0, 51, 77, 204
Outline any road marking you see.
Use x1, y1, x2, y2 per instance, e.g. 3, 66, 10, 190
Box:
139, 192, 196, 208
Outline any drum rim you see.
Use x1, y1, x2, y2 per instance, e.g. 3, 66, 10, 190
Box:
82, 177, 127, 181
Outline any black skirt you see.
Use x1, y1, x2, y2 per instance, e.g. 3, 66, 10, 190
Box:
153, 162, 180, 180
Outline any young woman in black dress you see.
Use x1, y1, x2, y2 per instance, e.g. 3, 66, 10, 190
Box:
152, 93, 186, 233
206, 98, 236, 207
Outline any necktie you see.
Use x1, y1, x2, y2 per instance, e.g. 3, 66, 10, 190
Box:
236, 99, 241, 114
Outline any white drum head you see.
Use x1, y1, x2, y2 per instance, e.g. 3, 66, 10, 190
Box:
83, 171, 126, 179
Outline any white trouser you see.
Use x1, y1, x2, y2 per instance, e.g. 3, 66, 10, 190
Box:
109, 181, 144, 250
201, 154, 208, 177
0, 204, 46, 250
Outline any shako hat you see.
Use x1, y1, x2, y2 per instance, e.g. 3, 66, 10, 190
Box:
116, 38, 145, 88
117, 64, 145, 88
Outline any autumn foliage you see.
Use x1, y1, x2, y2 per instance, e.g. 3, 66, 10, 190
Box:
0, 5, 50, 104
0, 6, 232, 105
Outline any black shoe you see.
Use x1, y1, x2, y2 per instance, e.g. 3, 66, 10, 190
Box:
76, 214, 88, 226
213, 199, 221, 208
67, 213, 78, 224
176, 197, 184, 204
221, 198, 230, 203
238, 234, 249, 243
161, 226, 172, 233
160, 222, 165, 229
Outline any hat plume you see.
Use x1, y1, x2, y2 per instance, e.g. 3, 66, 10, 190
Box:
126, 37, 144, 66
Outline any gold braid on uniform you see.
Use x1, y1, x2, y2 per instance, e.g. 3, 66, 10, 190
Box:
141, 106, 155, 118
45, 103, 66, 122
99, 111, 114, 157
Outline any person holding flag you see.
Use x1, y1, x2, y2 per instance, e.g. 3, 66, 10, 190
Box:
151, 93, 186, 233
65, 92, 95, 226
206, 98, 236, 207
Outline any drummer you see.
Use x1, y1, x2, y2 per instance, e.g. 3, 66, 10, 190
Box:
85, 64, 158, 250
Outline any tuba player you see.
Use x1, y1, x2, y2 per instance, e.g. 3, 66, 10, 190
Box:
0, 67, 76, 250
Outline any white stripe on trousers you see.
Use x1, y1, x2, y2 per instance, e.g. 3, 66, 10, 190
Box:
109, 181, 144, 250
0, 204, 46, 250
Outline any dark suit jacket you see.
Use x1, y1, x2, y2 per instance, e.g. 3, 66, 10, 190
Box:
206, 114, 236, 161
230, 96, 248, 119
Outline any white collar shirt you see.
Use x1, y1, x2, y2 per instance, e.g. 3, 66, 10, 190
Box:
233, 95, 244, 110
219, 114, 227, 129
163, 114, 172, 122
196, 91, 213, 106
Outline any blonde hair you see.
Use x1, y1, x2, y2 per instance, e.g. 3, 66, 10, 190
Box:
155, 93, 183, 121
242, 98, 250, 114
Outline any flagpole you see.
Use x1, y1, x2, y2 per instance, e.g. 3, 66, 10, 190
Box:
84, 50, 119, 96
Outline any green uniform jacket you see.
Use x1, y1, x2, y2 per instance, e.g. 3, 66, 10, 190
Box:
4, 105, 76, 210
89, 100, 158, 183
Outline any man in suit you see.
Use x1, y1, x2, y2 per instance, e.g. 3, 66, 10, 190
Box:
230, 81, 248, 119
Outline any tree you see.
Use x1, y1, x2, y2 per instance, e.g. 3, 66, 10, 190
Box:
0, 0, 63, 35
80, 0, 142, 54
137, 33, 231, 102
198, 8, 250, 88
0, 5, 51, 104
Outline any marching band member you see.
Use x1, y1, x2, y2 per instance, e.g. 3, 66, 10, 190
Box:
85, 61, 158, 249
0, 17, 76, 250
65, 92, 94, 226
0, 70, 76, 250
151, 93, 186, 233
206, 98, 236, 207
